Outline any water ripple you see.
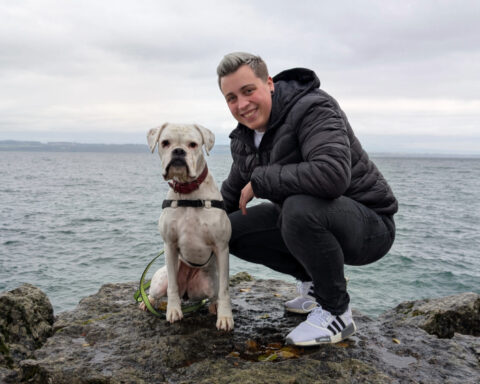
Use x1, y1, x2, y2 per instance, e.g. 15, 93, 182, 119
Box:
0, 152, 479, 316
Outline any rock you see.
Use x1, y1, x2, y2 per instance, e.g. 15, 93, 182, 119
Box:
229, 271, 254, 286
1, 276, 479, 383
380, 292, 480, 338
0, 283, 54, 382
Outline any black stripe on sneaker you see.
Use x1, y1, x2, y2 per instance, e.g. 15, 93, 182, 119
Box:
336, 316, 346, 328
331, 320, 342, 333
327, 325, 338, 335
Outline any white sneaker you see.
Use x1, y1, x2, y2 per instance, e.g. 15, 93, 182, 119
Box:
285, 305, 357, 346
284, 280, 318, 314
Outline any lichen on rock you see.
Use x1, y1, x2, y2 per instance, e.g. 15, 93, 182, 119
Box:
381, 292, 480, 338
0, 283, 54, 382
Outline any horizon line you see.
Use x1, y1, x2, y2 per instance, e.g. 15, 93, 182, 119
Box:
1, 139, 479, 158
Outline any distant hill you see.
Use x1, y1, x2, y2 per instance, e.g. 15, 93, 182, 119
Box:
0, 140, 149, 153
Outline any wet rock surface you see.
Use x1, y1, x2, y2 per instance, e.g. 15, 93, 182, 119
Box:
0, 284, 54, 383
380, 292, 480, 338
1, 276, 479, 383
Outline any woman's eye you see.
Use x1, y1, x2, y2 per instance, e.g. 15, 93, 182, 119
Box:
188, 142, 198, 149
161, 140, 170, 147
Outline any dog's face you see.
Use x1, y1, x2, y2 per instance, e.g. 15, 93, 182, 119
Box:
147, 123, 215, 181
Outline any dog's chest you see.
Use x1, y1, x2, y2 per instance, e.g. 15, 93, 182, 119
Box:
159, 208, 227, 246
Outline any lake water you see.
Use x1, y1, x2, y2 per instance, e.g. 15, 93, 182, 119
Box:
1, 148, 479, 317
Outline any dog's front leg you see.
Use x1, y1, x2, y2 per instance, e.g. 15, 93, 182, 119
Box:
165, 243, 183, 323
215, 244, 234, 331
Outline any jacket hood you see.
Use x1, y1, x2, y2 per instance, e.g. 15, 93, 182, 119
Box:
269, 68, 320, 129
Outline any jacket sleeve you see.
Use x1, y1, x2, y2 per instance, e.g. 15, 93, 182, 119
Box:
250, 104, 351, 202
220, 161, 245, 213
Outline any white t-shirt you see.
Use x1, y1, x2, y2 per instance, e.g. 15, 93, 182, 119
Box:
254, 131, 265, 149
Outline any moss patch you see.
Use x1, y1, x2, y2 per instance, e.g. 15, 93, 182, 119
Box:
0, 334, 14, 368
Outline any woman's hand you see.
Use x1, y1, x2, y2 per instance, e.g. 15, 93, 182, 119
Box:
239, 182, 255, 215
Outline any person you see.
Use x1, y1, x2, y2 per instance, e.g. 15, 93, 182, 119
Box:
216, 52, 397, 346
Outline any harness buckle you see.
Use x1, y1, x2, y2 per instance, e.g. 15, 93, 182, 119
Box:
204, 200, 212, 208
171, 200, 178, 208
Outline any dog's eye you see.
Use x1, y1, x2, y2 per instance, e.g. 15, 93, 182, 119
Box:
161, 140, 170, 148
188, 142, 198, 149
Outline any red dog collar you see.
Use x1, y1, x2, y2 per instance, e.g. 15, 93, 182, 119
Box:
168, 165, 208, 194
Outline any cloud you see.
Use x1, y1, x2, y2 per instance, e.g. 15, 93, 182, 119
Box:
0, 0, 479, 153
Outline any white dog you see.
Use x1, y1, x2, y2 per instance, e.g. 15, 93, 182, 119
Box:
142, 123, 233, 331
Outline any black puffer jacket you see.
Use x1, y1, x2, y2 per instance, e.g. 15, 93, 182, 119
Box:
221, 68, 398, 216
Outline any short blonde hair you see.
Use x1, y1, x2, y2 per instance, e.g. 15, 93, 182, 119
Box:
217, 52, 269, 88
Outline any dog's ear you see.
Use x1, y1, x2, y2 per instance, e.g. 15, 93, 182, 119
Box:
193, 124, 215, 156
147, 123, 168, 153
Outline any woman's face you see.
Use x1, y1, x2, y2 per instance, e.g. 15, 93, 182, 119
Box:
220, 65, 274, 132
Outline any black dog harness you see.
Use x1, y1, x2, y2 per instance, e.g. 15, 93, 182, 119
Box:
162, 199, 226, 211
161, 199, 225, 269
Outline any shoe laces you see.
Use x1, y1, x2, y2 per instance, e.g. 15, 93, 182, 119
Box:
307, 306, 333, 327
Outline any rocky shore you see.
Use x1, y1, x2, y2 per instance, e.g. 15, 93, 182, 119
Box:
1, 273, 479, 383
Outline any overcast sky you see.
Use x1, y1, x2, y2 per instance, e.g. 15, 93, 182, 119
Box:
1, 0, 479, 154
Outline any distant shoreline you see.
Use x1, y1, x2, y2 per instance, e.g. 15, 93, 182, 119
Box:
0, 140, 149, 153
1, 140, 479, 158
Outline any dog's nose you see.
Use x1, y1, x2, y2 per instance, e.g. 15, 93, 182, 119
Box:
172, 148, 186, 157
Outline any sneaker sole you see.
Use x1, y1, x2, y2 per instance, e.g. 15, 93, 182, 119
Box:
286, 322, 357, 346
284, 306, 317, 314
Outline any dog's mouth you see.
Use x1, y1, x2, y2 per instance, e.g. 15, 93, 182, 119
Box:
164, 158, 189, 178
168, 158, 187, 167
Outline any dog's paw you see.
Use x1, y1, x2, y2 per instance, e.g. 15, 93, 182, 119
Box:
166, 304, 183, 323
216, 316, 234, 332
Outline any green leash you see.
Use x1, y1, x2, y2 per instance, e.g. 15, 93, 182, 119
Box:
134, 250, 208, 317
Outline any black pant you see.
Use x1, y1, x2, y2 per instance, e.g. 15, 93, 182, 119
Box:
228, 195, 396, 315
